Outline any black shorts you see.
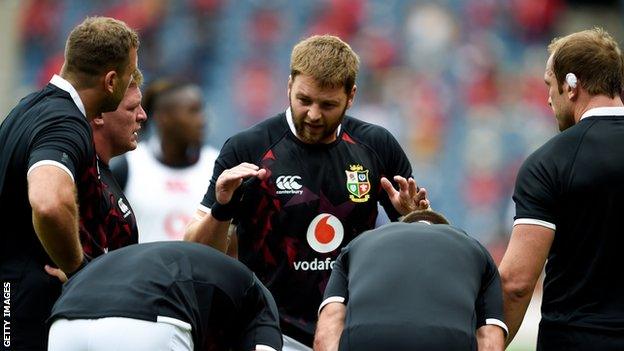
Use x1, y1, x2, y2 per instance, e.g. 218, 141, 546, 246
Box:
339, 325, 476, 351
538, 323, 624, 351
2, 258, 62, 351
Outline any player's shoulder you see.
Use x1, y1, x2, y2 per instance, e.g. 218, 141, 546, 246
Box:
342, 115, 395, 140
40, 85, 86, 118
521, 125, 585, 172
11, 84, 84, 124
233, 113, 288, 140
225, 113, 289, 149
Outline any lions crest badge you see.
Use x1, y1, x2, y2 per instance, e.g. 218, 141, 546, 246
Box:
345, 164, 370, 203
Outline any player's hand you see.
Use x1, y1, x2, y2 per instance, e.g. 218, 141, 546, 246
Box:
215, 162, 268, 204
45, 265, 68, 283
380, 175, 429, 216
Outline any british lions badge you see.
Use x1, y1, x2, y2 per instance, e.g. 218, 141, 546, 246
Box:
345, 164, 370, 203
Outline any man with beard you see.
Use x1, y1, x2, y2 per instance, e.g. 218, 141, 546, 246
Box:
185, 34, 429, 350
111, 79, 219, 242
0, 16, 139, 350
499, 28, 624, 350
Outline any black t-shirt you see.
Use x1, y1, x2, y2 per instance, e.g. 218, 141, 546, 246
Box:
50, 241, 283, 351
322, 222, 506, 350
513, 112, 624, 344
200, 112, 413, 344
87, 159, 138, 253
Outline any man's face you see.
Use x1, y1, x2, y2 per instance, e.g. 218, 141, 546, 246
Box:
160, 86, 205, 147
288, 73, 355, 144
101, 84, 146, 156
545, 54, 575, 131
102, 47, 138, 113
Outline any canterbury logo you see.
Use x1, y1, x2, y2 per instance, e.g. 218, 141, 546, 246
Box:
276, 175, 302, 190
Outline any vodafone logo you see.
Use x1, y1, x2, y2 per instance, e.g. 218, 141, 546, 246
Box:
275, 175, 303, 195
306, 213, 344, 253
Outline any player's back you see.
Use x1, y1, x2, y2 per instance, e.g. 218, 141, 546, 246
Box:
341, 222, 490, 350
51, 242, 256, 347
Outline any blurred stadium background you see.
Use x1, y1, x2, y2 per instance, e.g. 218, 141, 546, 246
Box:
1, 0, 622, 349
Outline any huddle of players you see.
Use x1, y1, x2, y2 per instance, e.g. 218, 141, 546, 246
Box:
2, 14, 624, 351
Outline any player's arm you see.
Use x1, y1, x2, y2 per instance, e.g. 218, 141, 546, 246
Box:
476, 325, 505, 351
474, 239, 508, 351
238, 276, 283, 351
314, 302, 346, 351
28, 165, 83, 274
184, 162, 267, 252
498, 224, 554, 345
315, 249, 349, 351
185, 210, 231, 252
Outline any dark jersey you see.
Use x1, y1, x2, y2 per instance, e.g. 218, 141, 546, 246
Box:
86, 159, 138, 253
513, 109, 624, 348
50, 241, 283, 351
200, 111, 413, 344
323, 222, 506, 351
0, 78, 136, 350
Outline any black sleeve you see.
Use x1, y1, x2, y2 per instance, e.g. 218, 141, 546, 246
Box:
320, 247, 349, 313
475, 243, 507, 335
235, 275, 283, 351
109, 155, 129, 190
512, 151, 557, 224
375, 128, 413, 221
27, 116, 91, 179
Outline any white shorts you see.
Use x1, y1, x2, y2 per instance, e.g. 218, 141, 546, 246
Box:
48, 316, 194, 351
282, 334, 312, 351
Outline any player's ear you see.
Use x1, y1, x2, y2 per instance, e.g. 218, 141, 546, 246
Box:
92, 114, 105, 128
287, 75, 293, 97
565, 73, 578, 100
104, 71, 117, 94
346, 84, 357, 109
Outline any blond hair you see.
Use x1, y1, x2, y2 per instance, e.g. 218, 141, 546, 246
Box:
131, 68, 144, 87
64, 16, 139, 77
548, 27, 624, 97
290, 35, 360, 93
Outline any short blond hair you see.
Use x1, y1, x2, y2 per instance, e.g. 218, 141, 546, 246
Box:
290, 35, 360, 93
548, 27, 623, 97
131, 68, 144, 87
65, 16, 140, 77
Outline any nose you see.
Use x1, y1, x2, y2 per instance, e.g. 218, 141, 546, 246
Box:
137, 105, 147, 122
307, 104, 322, 121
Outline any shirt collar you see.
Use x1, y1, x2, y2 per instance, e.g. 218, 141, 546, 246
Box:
285, 107, 342, 138
580, 106, 624, 121
49, 74, 87, 118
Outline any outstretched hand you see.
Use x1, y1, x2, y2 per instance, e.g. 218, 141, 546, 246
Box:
215, 162, 268, 204
380, 175, 429, 216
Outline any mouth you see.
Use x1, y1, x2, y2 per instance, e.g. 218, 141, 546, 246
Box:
304, 123, 324, 132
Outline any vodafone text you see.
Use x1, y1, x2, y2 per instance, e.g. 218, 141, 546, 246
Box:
293, 257, 335, 271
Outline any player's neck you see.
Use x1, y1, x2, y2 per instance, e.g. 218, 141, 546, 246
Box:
60, 70, 106, 119
574, 94, 624, 123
